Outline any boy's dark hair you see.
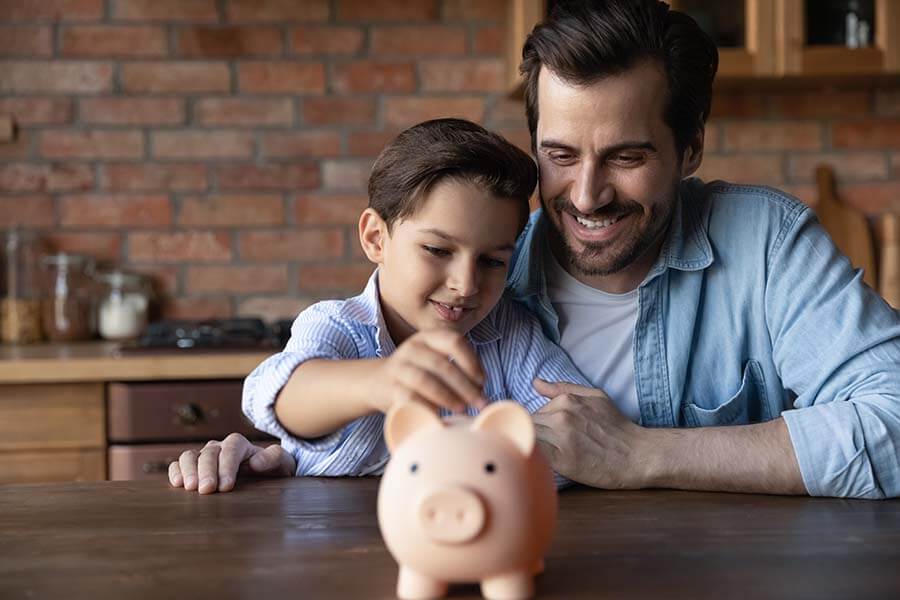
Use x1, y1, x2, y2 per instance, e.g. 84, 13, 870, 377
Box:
520, 0, 718, 154
368, 118, 537, 231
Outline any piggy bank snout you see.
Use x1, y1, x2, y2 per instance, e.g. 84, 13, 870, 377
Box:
416, 486, 485, 545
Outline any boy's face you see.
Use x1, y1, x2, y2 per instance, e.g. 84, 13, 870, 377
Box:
360, 178, 522, 344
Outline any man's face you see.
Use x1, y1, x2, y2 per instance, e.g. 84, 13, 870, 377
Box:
535, 61, 700, 292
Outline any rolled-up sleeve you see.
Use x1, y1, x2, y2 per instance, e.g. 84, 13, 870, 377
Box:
768, 209, 900, 499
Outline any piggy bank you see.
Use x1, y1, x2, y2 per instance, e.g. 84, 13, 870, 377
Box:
377, 400, 558, 600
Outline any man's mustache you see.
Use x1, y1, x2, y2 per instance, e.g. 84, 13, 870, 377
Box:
549, 195, 641, 220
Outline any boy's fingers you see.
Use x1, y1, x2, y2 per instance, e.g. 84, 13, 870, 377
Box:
177, 449, 200, 491
249, 444, 297, 476
410, 348, 485, 408
196, 444, 222, 495
396, 364, 467, 413
168, 461, 183, 488
217, 434, 252, 492
420, 330, 485, 387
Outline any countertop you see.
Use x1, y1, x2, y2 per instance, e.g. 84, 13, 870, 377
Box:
0, 341, 271, 383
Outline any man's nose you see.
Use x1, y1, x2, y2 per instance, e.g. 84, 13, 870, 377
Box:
447, 260, 479, 296
571, 162, 614, 215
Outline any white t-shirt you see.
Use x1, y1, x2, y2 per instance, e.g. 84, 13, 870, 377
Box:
545, 250, 641, 423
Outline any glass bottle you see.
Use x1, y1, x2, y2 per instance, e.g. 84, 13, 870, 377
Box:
1, 227, 43, 344
95, 270, 152, 341
40, 253, 96, 342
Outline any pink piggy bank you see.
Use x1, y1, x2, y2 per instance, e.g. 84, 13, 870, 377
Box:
377, 400, 558, 600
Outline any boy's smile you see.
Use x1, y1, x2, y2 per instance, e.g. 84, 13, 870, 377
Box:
360, 178, 523, 345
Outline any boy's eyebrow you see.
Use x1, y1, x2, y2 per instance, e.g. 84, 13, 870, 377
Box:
419, 228, 515, 252
539, 139, 657, 155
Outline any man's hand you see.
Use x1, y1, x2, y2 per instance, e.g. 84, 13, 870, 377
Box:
371, 329, 487, 414
168, 433, 296, 495
532, 379, 649, 489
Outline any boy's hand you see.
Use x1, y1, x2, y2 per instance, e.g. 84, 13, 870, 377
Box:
373, 329, 487, 414
168, 433, 296, 494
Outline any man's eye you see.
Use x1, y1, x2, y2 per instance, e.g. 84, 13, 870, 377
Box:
548, 152, 575, 165
613, 154, 643, 165
423, 245, 450, 257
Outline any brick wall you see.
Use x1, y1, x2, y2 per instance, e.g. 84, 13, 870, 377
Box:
1, 0, 898, 321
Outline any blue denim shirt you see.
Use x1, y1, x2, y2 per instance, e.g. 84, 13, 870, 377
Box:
507, 178, 900, 499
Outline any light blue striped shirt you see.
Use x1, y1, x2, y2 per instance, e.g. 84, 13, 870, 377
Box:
242, 270, 591, 478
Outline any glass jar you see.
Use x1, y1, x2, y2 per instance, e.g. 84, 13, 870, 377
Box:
40, 253, 96, 342
2, 227, 44, 344
95, 270, 152, 341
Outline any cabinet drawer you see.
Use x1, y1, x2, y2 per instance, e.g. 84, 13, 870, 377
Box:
108, 443, 203, 481
107, 380, 266, 443
0, 383, 105, 451
0, 448, 105, 483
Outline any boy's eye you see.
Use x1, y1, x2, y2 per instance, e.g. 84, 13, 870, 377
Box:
479, 256, 507, 269
423, 245, 450, 257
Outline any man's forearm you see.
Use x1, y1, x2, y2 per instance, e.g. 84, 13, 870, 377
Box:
639, 417, 806, 495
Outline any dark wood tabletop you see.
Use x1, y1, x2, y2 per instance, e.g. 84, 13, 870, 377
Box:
2, 477, 899, 599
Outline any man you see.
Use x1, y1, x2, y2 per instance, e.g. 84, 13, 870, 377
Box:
171, 0, 900, 499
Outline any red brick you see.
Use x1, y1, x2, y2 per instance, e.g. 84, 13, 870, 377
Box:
770, 91, 870, 118
892, 153, 900, 176
0, 132, 30, 159
186, 265, 289, 293
62, 26, 166, 57
723, 122, 822, 151
473, 25, 504, 55
216, 164, 319, 190
160, 297, 233, 320
0, 163, 93, 193
0, 0, 104, 21
832, 120, 900, 149
695, 154, 784, 185
875, 91, 900, 116
322, 159, 371, 191
129, 265, 178, 295
0, 61, 112, 93
152, 131, 254, 160
298, 262, 373, 292
384, 96, 485, 127
238, 296, 313, 321
303, 97, 375, 126
420, 59, 505, 92
487, 98, 527, 125
80, 98, 185, 125
39, 130, 143, 159
0, 195, 55, 227
337, 0, 438, 21
194, 98, 293, 126
43, 232, 122, 262
262, 131, 342, 158
102, 164, 207, 191
179, 194, 284, 226
709, 93, 768, 119
347, 130, 398, 156
238, 62, 325, 94
289, 26, 363, 55
227, 0, 328, 22
176, 26, 283, 57
370, 26, 465, 56
239, 229, 344, 260
778, 184, 816, 207
0, 26, 53, 57
294, 194, 368, 225
788, 153, 889, 183
0, 98, 72, 124
495, 127, 531, 154
443, 0, 505, 21
60, 194, 172, 227
121, 62, 230, 93
129, 231, 233, 262
841, 181, 900, 214
113, 0, 218, 21
332, 61, 415, 93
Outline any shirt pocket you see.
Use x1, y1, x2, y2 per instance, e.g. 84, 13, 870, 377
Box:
682, 360, 769, 427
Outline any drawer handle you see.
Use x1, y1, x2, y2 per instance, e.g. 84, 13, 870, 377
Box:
142, 461, 170, 474
174, 403, 204, 426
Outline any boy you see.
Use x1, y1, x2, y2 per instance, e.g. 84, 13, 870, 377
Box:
170, 119, 593, 489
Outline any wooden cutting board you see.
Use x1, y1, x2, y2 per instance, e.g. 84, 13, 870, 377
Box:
815, 165, 877, 289
880, 214, 899, 308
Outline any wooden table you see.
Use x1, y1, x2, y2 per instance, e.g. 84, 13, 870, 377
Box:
2, 478, 899, 599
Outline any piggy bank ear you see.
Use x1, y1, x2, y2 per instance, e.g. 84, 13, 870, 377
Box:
471, 401, 534, 457
384, 401, 443, 452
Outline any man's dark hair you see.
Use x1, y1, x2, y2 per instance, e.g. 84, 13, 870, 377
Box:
368, 118, 537, 231
520, 0, 718, 154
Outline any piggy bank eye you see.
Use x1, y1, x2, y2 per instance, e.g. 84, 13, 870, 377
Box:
484, 462, 496, 474
410, 463, 418, 474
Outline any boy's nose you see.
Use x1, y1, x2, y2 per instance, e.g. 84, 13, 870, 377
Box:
447, 262, 479, 297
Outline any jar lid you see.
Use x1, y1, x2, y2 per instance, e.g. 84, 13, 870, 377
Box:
40, 252, 94, 269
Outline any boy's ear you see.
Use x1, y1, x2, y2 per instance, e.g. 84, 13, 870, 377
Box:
680, 128, 704, 178
359, 208, 388, 263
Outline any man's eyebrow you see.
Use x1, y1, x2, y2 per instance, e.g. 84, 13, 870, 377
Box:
539, 139, 658, 155
419, 228, 515, 252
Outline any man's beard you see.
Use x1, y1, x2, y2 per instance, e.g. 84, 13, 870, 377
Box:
542, 194, 674, 278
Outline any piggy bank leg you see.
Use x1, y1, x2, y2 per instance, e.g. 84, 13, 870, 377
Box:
481, 571, 534, 600
397, 565, 448, 600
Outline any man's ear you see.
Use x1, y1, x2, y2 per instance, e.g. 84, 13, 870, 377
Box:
359, 208, 388, 263
680, 128, 705, 178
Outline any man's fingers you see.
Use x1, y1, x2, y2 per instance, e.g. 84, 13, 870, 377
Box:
196, 444, 222, 495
